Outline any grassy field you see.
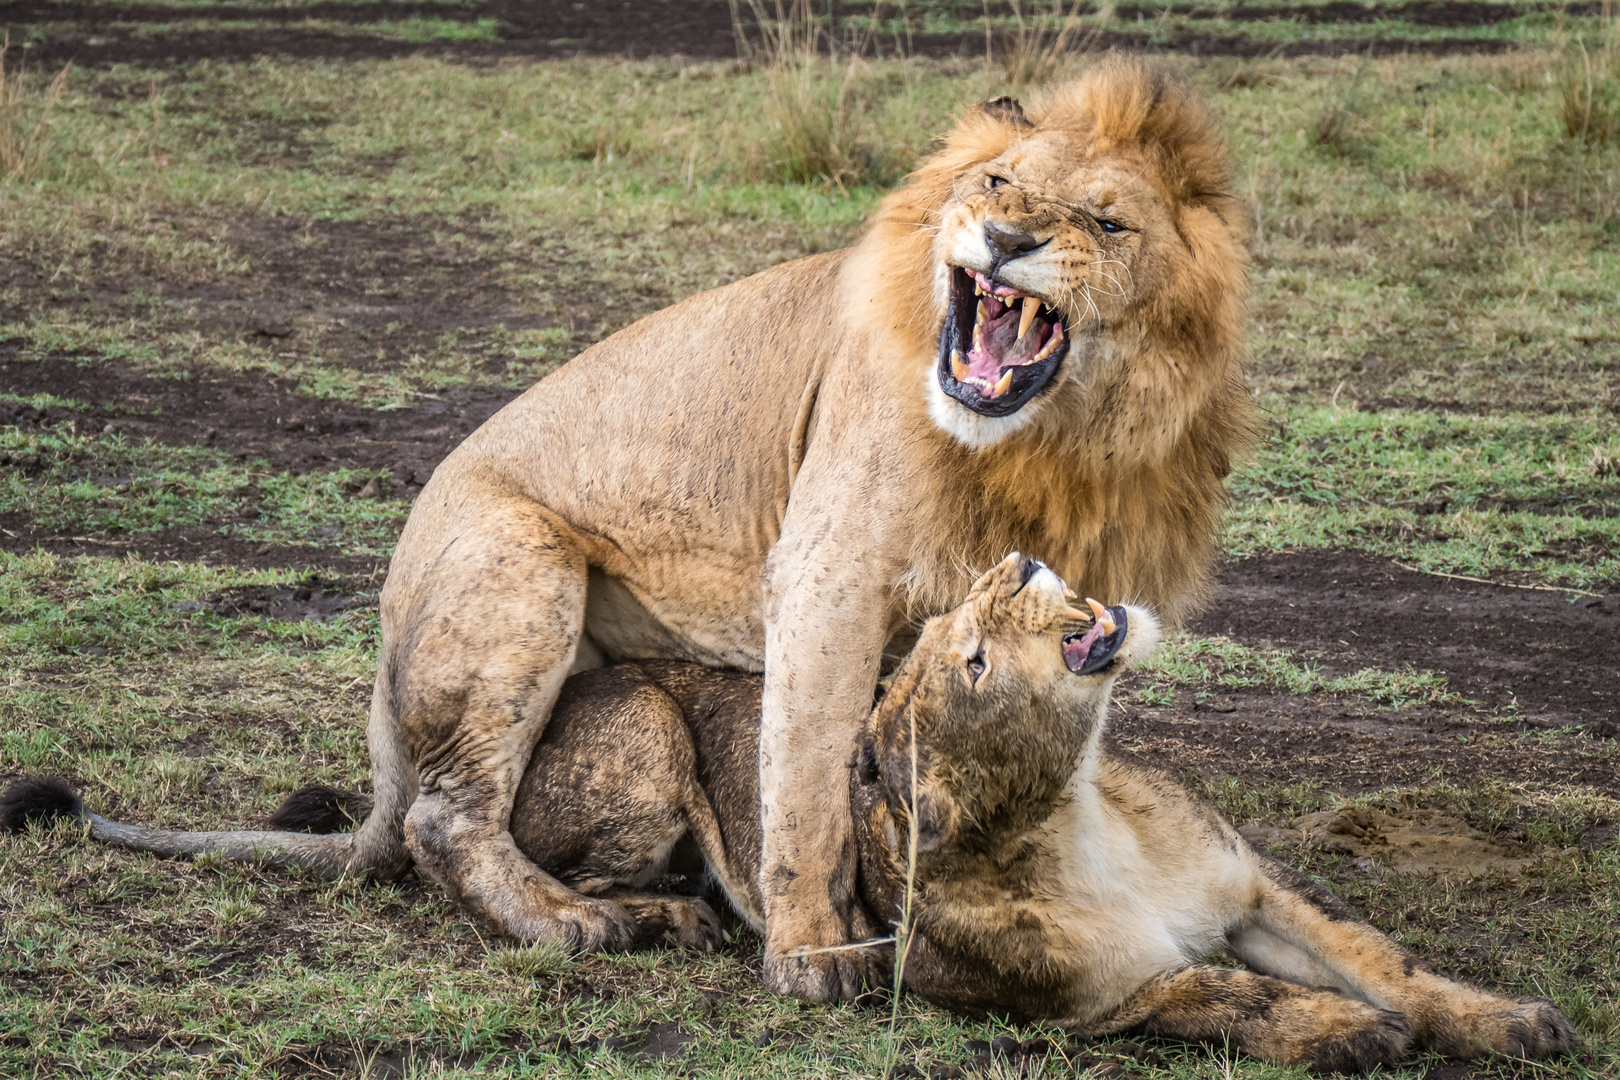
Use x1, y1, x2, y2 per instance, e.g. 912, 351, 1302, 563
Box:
1, 2, 1618, 1078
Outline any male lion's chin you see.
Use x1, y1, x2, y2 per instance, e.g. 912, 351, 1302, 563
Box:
935, 266, 1068, 419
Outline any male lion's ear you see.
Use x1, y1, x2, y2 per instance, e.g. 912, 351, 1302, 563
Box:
975, 96, 1031, 129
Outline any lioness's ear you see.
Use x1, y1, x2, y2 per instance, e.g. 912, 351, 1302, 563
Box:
974, 96, 1031, 130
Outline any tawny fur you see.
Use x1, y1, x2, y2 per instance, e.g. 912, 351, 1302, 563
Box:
0, 61, 1258, 1003
4, 556, 1577, 1071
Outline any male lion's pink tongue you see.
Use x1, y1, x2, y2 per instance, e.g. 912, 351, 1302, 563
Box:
966, 306, 1043, 384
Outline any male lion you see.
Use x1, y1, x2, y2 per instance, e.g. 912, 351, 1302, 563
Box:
21, 59, 1257, 1001
4, 555, 1576, 1071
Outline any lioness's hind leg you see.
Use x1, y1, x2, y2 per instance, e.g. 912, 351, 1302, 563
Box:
391, 496, 633, 950
1233, 859, 1577, 1061
1112, 965, 1413, 1071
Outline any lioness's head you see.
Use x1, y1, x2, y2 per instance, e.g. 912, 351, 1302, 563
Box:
847, 59, 1248, 451
852, 552, 1157, 877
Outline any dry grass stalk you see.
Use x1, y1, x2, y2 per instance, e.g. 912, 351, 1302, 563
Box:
992, 0, 1111, 93
730, 0, 881, 189
0, 35, 71, 181
1556, 3, 1619, 146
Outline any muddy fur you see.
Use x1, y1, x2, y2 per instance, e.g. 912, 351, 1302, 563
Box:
103, 59, 1250, 1004
2, 556, 1577, 1070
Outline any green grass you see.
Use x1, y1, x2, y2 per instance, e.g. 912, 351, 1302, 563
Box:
1, 9, 1618, 1078
0, 424, 407, 557
1, 550, 1614, 1077
1227, 402, 1620, 590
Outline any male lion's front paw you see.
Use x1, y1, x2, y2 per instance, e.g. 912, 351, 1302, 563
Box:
615, 895, 726, 951
764, 947, 881, 1004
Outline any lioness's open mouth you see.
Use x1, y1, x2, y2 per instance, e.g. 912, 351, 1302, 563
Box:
1063, 601, 1127, 676
938, 266, 1068, 417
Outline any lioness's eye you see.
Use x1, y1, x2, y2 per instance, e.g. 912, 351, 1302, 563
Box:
987, 174, 1008, 189
967, 651, 986, 681
1099, 219, 1124, 233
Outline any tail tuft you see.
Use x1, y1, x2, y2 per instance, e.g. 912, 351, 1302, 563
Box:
266, 784, 372, 834
1, 776, 85, 833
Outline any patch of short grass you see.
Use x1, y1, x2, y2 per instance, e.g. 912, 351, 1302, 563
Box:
0, 423, 407, 555
1226, 402, 1620, 590
1135, 633, 1466, 710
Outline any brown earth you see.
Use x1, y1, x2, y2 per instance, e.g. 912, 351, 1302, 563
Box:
0, 0, 1573, 68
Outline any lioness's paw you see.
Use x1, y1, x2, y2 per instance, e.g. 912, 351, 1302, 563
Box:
1468, 998, 1579, 1060
764, 942, 885, 1004
615, 895, 725, 951
1302, 1006, 1414, 1073
538, 895, 637, 952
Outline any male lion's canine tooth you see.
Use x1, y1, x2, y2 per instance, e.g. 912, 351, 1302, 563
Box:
991, 368, 1013, 398
951, 350, 970, 383
1017, 297, 1041, 342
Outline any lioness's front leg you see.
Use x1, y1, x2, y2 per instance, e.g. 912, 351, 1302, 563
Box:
757, 508, 897, 1002
389, 495, 634, 950
1230, 860, 1577, 1061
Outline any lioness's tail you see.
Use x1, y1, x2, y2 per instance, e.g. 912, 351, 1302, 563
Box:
2, 680, 416, 880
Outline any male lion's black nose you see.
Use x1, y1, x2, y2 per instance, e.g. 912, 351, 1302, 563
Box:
984, 222, 1045, 263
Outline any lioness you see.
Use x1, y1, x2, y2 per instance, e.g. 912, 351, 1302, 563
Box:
3, 555, 1575, 1071
23, 60, 1258, 1001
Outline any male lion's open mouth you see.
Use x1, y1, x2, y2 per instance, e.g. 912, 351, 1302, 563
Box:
1063, 599, 1127, 676
938, 267, 1068, 417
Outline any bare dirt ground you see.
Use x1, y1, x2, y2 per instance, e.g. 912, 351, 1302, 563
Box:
2, 0, 1586, 66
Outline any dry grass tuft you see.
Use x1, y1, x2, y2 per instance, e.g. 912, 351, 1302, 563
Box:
993, 0, 1110, 93
1556, 5, 1620, 146
0, 36, 70, 181
731, 0, 892, 189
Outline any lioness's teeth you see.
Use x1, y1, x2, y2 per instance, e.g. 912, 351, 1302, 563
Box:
1063, 586, 1078, 600
976, 299, 987, 327
1085, 597, 1109, 622
1017, 297, 1041, 342
991, 368, 1012, 398
1099, 616, 1116, 635
1063, 605, 1089, 622
951, 350, 969, 382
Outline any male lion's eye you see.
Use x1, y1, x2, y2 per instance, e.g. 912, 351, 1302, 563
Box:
987, 175, 1008, 189
967, 650, 987, 681
1099, 219, 1124, 234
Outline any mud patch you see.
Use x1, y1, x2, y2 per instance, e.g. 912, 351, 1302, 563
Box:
1241, 807, 1542, 877
0, 509, 382, 573
1110, 686, 1620, 799
0, 351, 515, 483
1192, 549, 1620, 734
171, 573, 371, 623
3, 0, 1544, 68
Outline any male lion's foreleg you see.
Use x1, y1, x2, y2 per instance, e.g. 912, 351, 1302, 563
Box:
1231, 859, 1577, 1061
392, 501, 634, 951
1106, 965, 1413, 1072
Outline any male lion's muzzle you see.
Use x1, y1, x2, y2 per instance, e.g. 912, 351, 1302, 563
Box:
937, 265, 1068, 418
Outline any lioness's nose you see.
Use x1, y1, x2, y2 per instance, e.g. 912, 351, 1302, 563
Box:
984, 221, 1045, 262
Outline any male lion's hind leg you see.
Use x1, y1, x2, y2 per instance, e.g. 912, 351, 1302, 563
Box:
1109, 965, 1414, 1072
1231, 859, 1577, 1061
390, 498, 635, 951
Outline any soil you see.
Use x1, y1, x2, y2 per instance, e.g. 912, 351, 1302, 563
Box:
1189, 549, 1620, 734
1, 0, 1578, 68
